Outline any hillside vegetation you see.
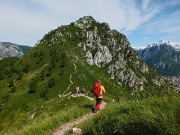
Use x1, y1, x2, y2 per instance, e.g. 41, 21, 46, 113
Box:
78, 96, 180, 135
0, 16, 179, 135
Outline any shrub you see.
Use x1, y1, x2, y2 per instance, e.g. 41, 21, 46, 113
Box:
17, 72, 23, 80
11, 86, 16, 93
40, 89, 49, 100
8, 79, 14, 87
48, 78, 56, 88
1, 94, 11, 104
23, 63, 30, 73
28, 80, 37, 94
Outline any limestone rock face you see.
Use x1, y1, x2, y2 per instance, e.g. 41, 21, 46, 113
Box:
72, 16, 168, 91
83, 43, 112, 67
85, 51, 93, 65
38, 16, 170, 92
74, 16, 96, 29
93, 45, 112, 67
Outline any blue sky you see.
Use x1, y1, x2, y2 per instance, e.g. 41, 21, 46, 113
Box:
0, 0, 180, 47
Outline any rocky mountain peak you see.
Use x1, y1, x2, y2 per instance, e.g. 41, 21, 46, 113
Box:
74, 16, 96, 29
69, 17, 166, 91
134, 40, 180, 76
36, 16, 172, 92
147, 40, 180, 51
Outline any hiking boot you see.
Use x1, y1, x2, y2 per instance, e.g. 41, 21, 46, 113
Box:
92, 109, 97, 113
92, 108, 95, 113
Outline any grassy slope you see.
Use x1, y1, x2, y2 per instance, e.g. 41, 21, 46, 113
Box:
78, 96, 180, 135
0, 28, 124, 134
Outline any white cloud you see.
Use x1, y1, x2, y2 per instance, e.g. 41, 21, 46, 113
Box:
142, 0, 151, 10
0, 3, 58, 32
0, 0, 179, 46
141, 10, 180, 35
1, 0, 158, 31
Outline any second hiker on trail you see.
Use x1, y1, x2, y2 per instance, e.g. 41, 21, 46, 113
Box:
81, 86, 86, 94
92, 80, 105, 113
75, 85, 80, 96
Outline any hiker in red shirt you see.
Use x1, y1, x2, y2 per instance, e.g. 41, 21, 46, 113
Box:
92, 80, 105, 113
75, 85, 80, 96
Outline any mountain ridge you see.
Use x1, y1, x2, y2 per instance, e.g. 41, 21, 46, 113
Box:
146, 40, 180, 51
134, 40, 180, 51
134, 40, 180, 76
0, 41, 32, 60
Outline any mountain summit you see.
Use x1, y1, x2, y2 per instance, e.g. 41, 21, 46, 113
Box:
134, 40, 180, 76
146, 40, 180, 51
36, 16, 172, 93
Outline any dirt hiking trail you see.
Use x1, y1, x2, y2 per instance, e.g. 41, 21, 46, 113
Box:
49, 101, 106, 135
50, 63, 107, 134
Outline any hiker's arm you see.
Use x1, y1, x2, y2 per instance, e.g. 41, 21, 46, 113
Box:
103, 89, 105, 94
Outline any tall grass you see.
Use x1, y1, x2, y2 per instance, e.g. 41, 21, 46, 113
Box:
0, 96, 94, 135
79, 96, 180, 135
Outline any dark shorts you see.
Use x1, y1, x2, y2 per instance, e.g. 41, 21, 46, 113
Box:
96, 98, 102, 104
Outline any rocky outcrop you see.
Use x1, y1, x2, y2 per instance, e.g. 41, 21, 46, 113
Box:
84, 43, 112, 67
0, 42, 24, 60
73, 16, 164, 91
38, 16, 169, 92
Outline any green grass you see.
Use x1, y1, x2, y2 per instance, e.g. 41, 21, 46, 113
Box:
1, 96, 95, 135
78, 96, 180, 135
0, 41, 122, 134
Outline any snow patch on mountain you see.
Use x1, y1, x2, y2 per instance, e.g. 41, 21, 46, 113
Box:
132, 46, 146, 50
146, 40, 180, 51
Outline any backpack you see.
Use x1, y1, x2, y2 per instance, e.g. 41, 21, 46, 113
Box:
93, 81, 101, 97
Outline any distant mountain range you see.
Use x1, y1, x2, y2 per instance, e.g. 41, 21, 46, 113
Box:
0, 41, 32, 60
134, 40, 180, 76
